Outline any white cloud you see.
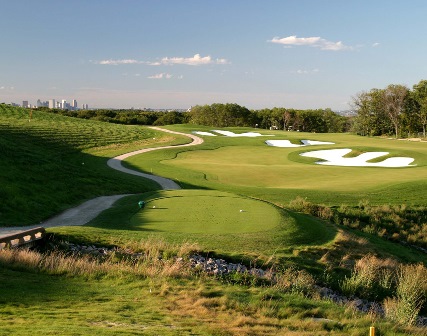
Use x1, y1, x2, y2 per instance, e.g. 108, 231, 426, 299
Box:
93, 54, 229, 67
148, 73, 173, 79
292, 68, 320, 75
95, 59, 142, 65
269, 35, 352, 51
372, 42, 380, 47
159, 53, 229, 66
0, 86, 15, 90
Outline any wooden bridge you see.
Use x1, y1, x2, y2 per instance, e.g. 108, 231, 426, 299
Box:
0, 227, 46, 250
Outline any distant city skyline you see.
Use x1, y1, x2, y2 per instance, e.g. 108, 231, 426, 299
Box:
2, 1, 427, 110
13, 98, 88, 110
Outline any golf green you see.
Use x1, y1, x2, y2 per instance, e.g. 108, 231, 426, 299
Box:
131, 190, 282, 234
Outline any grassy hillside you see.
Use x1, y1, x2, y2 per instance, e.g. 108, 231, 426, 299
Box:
1, 109, 427, 335
0, 104, 189, 226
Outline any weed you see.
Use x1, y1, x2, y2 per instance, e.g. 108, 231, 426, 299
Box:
383, 263, 427, 326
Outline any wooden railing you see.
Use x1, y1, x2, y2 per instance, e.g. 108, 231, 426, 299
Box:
0, 227, 46, 250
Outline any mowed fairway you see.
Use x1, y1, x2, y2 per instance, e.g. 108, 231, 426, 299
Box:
124, 125, 427, 205
167, 145, 422, 190
133, 190, 280, 233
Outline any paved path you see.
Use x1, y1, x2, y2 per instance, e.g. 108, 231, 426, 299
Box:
107, 127, 203, 190
0, 127, 203, 237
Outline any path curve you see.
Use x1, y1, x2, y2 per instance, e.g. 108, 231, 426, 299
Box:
0, 127, 203, 237
107, 127, 203, 190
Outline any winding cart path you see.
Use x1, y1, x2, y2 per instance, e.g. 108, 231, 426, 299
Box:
0, 127, 203, 237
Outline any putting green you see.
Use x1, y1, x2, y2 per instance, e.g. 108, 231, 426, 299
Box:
131, 190, 283, 234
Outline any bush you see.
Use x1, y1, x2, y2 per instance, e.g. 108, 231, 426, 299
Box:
340, 254, 396, 299
383, 264, 427, 326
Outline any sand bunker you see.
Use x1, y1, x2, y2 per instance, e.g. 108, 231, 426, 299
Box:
192, 131, 217, 136
300, 148, 415, 167
266, 139, 335, 147
193, 130, 270, 137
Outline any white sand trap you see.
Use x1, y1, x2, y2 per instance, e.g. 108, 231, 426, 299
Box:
266, 139, 335, 147
211, 130, 269, 137
192, 130, 270, 137
192, 131, 217, 136
300, 148, 415, 167
301, 140, 335, 146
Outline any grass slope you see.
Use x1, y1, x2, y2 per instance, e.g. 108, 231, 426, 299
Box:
0, 104, 189, 226
1, 110, 427, 335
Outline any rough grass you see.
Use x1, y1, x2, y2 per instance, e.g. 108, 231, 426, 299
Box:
1, 245, 424, 335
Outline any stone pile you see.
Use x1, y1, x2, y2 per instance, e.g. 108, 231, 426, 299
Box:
65, 242, 113, 256
189, 255, 267, 276
316, 286, 384, 316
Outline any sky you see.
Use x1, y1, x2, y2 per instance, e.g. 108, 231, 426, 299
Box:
1, 0, 427, 111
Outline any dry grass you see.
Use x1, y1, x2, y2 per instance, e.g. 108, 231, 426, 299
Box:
340, 254, 397, 298
0, 240, 197, 279
383, 263, 427, 326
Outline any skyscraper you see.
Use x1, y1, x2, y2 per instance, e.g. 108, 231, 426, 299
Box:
48, 99, 56, 109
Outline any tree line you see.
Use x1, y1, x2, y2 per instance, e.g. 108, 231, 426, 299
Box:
189, 103, 350, 133
37, 107, 190, 126
352, 79, 427, 138
38, 104, 350, 133
35, 79, 427, 138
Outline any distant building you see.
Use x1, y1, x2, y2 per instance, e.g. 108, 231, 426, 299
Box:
17, 98, 84, 110
37, 99, 48, 107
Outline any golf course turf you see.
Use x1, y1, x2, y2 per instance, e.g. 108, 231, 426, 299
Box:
2, 107, 427, 335
132, 190, 281, 234
123, 124, 427, 205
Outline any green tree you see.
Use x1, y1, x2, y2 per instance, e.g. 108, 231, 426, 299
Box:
382, 84, 409, 138
412, 80, 427, 137
189, 103, 252, 127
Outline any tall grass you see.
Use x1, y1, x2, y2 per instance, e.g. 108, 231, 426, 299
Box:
340, 254, 397, 299
338, 253, 427, 326
383, 264, 427, 326
288, 196, 427, 249
0, 239, 199, 279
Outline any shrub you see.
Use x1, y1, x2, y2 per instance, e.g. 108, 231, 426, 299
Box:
274, 266, 316, 297
383, 263, 427, 326
340, 254, 396, 299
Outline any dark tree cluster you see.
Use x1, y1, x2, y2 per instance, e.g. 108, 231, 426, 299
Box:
36, 107, 190, 126
352, 80, 427, 138
189, 104, 350, 133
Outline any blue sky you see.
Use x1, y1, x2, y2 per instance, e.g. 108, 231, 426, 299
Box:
1, 0, 427, 110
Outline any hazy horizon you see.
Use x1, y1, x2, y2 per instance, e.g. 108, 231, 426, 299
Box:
2, 0, 427, 111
